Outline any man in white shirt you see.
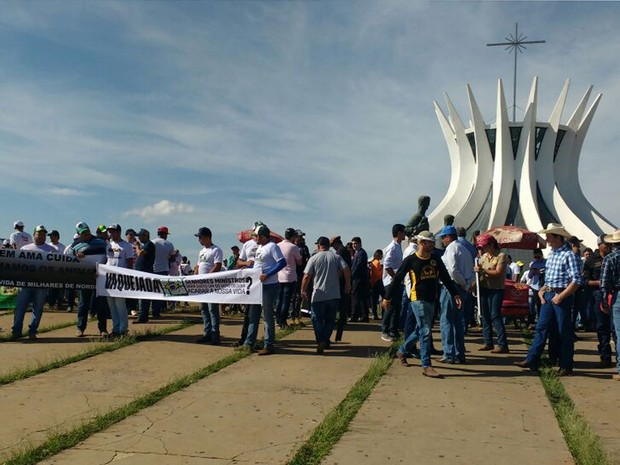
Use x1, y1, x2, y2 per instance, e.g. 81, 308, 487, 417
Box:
243, 224, 286, 355
11, 225, 55, 340
381, 224, 406, 341
45, 230, 66, 309
105, 224, 136, 337
9, 221, 33, 250
194, 227, 224, 344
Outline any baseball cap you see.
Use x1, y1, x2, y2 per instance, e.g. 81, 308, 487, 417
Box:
437, 225, 457, 238
597, 234, 608, 245
295, 229, 305, 237
137, 228, 150, 236
254, 224, 270, 237
13, 221, 24, 229
48, 230, 60, 237
315, 236, 330, 248
567, 235, 582, 246
416, 231, 436, 242
194, 227, 212, 237
158, 226, 170, 235
96, 224, 107, 233
125, 228, 136, 235
34, 225, 47, 233
284, 228, 297, 239
476, 234, 497, 249
75, 222, 90, 234
107, 224, 121, 231
329, 235, 341, 246
2, 239, 10, 247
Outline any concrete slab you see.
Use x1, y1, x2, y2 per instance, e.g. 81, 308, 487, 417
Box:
0, 313, 203, 377
0, 318, 252, 461
323, 328, 574, 465
559, 332, 620, 464
37, 323, 385, 465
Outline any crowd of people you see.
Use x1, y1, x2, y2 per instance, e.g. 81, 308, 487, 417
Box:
2, 218, 620, 382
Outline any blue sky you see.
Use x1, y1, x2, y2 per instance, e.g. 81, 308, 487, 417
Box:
1, 1, 619, 260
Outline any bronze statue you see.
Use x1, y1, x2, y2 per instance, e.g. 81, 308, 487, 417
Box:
405, 195, 430, 237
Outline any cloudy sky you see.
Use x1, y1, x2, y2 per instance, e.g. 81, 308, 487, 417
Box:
1, 1, 619, 259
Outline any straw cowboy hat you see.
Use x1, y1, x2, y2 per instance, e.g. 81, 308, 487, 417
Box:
538, 223, 572, 239
603, 229, 620, 244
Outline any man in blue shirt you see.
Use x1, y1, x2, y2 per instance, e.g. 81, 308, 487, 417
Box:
515, 223, 583, 376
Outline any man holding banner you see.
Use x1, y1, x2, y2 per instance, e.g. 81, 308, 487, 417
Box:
105, 224, 135, 337
194, 227, 224, 345
11, 225, 55, 340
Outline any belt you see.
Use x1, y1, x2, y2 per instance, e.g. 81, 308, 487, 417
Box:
548, 287, 565, 293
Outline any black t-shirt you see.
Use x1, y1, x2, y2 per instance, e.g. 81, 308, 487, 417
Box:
135, 240, 155, 273
386, 252, 458, 303
583, 251, 604, 283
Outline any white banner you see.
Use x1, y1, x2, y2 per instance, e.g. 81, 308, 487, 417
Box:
96, 264, 262, 304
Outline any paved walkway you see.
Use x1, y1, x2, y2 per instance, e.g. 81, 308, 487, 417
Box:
323, 328, 574, 465
2, 316, 619, 465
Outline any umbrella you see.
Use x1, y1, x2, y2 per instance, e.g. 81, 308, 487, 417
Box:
236, 229, 284, 244
482, 225, 546, 250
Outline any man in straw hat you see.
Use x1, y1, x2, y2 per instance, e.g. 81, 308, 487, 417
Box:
600, 228, 620, 381
515, 223, 584, 376
382, 231, 462, 378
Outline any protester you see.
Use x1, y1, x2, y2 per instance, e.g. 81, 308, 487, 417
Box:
301, 236, 351, 353
515, 223, 584, 376
151, 226, 175, 319
382, 231, 462, 378
475, 234, 510, 354
242, 224, 286, 355
9, 221, 33, 250
66, 222, 108, 337
104, 224, 135, 337
276, 228, 302, 329
194, 227, 224, 345
381, 224, 406, 342
369, 249, 384, 320
133, 229, 156, 324
525, 248, 546, 330
11, 225, 55, 340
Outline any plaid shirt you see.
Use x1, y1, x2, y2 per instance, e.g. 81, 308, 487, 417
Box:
544, 242, 584, 288
601, 247, 620, 295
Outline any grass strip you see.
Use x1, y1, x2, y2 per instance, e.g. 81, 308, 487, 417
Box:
4, 348, 252, 465
287, 345, 396, 465
0, 321, 194, 386
522, 330, 611, 465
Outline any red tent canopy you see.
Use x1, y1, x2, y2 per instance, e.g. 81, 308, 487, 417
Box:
481, 225, 546, 250
236, 229, 284, 244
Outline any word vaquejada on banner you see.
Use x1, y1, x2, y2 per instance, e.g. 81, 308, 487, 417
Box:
0, 248, 262, 304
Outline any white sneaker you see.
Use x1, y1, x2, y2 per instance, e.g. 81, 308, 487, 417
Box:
76, 329, 85, 337
130, 310, 138, 316
381, 333, 392, 342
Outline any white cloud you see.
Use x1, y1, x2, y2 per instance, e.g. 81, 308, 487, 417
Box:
123, 200, 195, 221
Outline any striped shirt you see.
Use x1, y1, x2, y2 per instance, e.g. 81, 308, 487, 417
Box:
600, 247, 620, 295
544, 242, 583, 288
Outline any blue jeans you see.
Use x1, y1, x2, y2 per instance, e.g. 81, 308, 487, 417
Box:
12, 287, 47, 337
151, 271, 168, 317
107, 297, 128, 335
277, 281, 296, 325
245, 283, 278, 348
382, 283, 403, 337
399, 300, 434, 368
200, 302, 220, 338
592, 290, 616, 361
77, 289, 107, 333
527, 291, 574, 370
480, 287, 508, 348
611, 292, 620, 375
440, 287, 467, 362
310, 298, 339, 344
